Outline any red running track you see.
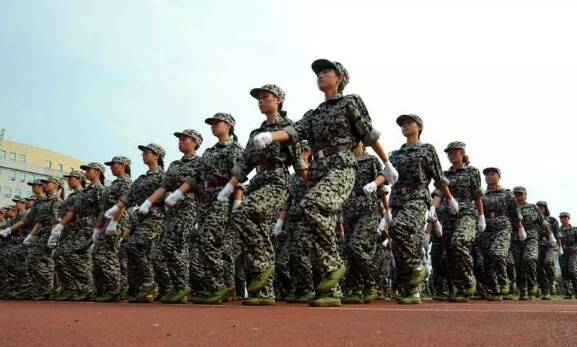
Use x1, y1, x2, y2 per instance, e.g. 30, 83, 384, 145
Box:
1, 300, 576, 347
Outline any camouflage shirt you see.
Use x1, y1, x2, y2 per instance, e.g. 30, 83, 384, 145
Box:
120, 166, 165, 210
282, 173, 310, 218
434, 165, 483, 218
284, 94, 380, 183
100, 175, 132, 215
232, 116, 297, 190
200, 138, 245, 202
546, 216, 560, 239
343, 154, 387, 216
23, 197, 46, 227
72, 183, 105, 218
481, 186, 521, 228
560, 225, 577, 254
34, 195, 64, 228
389, 142, 449, 209
162, 154, 202, 210
517, 203, 548, 238
61, 190, 84, 226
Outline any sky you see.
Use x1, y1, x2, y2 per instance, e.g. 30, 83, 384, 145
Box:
1, 0, 576, 216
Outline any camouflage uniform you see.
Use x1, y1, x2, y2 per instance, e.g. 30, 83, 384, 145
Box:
537, 208, 559, 296
283, 93, 380, 297
388, 141, 449, 295
559, 224, 577, 296
198, 126, 244, 294
53, 188, 89, 294
342, 154, 385, 296
94, 173, 132, 297
27, 194, 63, 297
0, 209, 29, 297
433, 161, 483, 296
120, 166, 166, 292
162, 138, 202, 292
481, 186, 521, 296
232, 114, 297, 299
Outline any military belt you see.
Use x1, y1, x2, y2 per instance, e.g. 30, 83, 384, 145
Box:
316, 145, 350, 159
204, 179, 229, 189
488, 211, 509, 219
256, 163, 286, 174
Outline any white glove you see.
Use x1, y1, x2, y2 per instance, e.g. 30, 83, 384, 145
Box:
272, 218, 284, 236
92, 228, 102, 243
137, 199, 152, 214
477, 215, 486, 233
384, 210, 392, 225
105, 220, 118, 236
382, 238, 390, 248
434, 220, 443, 237
363, 181, 378, 196
51, 223, 64, 238
165, 190, 184, 207
424, 233, 431, 247
377, 218, 387, 232
47, 234, 59, 248
383, 161, 399, 185
548, 233, 557, 247
0, 227, 12, 238
232, 200, 242, 212
217, 183, 235, 202
427, 206, 437, 222
559, 245, 564, 255
104, 205, 119, 219
253, 132, 273, 150
23, 234, 34, 245
518, 226, 527, 241
448, 197, 459, 215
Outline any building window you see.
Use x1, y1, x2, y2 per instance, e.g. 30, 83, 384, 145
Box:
8, 171, 16, 181
57, 163, 63, 171
14, 189, 21, 198
3, 187, 11, 198
17, 172, 25, 183
0, 150, 5, 160
27, 174, 35, 182
44, 160, 52, 169
27, 190, 33, 198
9, 152, 16, 161
18, 154, 26, 163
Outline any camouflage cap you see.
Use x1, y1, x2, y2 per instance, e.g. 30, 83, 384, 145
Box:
396, 114, 424, 130
104, 156, 131, 167
536, 201, 548, 207
138, 143, 166, 159
444, 141, 466, 153
173, 129, 203, 145
25, 196, 37, 202
0, 207, 6, 213
205, 112, 236, 128
26, 178, 45, 187
560, 212, 571, 218
6, 205, 16, 211
41, 176, 64, 186
12, 197, 26, 204
482, 167, 501, 177
80, 162, 106, 173
63, 169, 86, 180
311, 59, 350, 92
513, 186, 527, 194
250, 84, 286, 101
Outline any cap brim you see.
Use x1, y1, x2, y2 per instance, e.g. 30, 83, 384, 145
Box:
27, 182, 41, 187
250, 88, 265, 99
396, 115, 410, 127
79, 165, 91, 171
173, 132, 187, 138
137, 145, 150, 152
311, 59, 336, 75
204, 118, 216, 125
104, 161, 113, 166
482, 168, 500, 176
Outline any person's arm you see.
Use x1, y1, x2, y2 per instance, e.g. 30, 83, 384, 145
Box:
147, 187, 168, 204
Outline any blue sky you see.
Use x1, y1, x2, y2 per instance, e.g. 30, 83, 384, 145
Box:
2, 0, 577, 215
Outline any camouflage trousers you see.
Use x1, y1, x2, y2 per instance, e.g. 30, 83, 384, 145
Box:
537, 244, 557, 295
442, 214, 477, 295
507, 245, 517, 293
188, 229, 205, 294
559, 252, 577, 295
301, 166, 354, 285
371, 243, 394, 298
389, 199, 428, 295
430, 237, 449, 296
0, 243, 21, 297
198, 200, 231, 292
480, 219, 512, 295
161, 206, 196, 291
343, 209, 379, 295
472, 235, 487, 296
288, 213, 315, 296
233, 181, 288, 298
511, 235, 539, 294
119, 238, 131, 296
274, 227, 293, 298
26, 228, 54, 296
126, 212, 165, 289
53, 222, 93, 293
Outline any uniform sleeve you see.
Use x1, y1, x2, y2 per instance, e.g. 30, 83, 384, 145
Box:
426, 145, 450, 190
161, 162, 177, 190
284, 109, 314, 143
119, 180, 138, 207
470, 167, 484, 200
36, 199, 62, 226
231, 138, 255, 183
373, 157, 388, 197
550, 218, 560, 238
347, 95, 380, 146
507, 192, 522, 226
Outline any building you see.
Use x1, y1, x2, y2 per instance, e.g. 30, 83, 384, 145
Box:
0, 139, 83, 207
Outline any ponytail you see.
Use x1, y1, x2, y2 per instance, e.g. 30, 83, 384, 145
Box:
80, 179, 87, 189
125, 165, 131, 177
59, 186, 66, 200
230, 127, 239, 143
158, 157, 165, 169
463, 154, 470, 166
99, 172, 106, 185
